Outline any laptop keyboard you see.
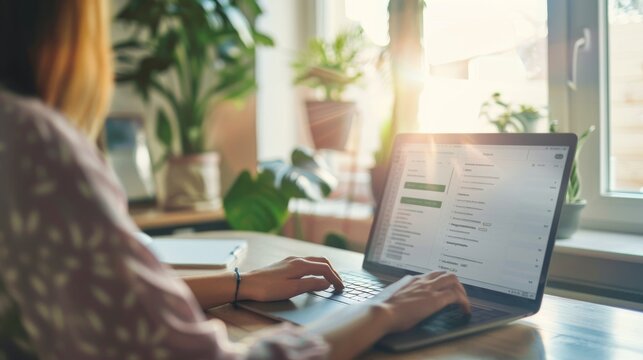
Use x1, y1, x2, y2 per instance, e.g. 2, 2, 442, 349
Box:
312, 272, 511, 331
312, 271, 388, 304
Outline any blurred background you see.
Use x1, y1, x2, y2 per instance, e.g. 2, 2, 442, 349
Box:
108, 0, 643, 251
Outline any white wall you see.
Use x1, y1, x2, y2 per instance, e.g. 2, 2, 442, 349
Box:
255, 0, 317, 161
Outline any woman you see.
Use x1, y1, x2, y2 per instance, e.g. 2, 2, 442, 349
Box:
0, 1, 470, 359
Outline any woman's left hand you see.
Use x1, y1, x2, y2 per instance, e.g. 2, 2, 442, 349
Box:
240, 256, 345, 302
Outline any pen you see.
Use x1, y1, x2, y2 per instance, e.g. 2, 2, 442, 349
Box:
229, 244, 244, 260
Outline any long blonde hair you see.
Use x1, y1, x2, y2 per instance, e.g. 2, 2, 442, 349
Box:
0, 0, 113, 140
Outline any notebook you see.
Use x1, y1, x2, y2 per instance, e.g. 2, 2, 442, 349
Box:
147, 238, 247, 269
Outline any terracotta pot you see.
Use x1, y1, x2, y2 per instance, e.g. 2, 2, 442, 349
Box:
305, 100, 356, 151
162, 152, 221, 210
369, 163, 389, 208
556, 201, 586, 239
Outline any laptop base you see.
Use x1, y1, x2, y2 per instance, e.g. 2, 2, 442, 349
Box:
241, 291, 528, 353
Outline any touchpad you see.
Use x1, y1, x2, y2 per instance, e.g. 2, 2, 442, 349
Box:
241, 293, 347, 325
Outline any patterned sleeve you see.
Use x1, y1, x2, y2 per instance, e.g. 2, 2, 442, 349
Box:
0, 93, 329, 360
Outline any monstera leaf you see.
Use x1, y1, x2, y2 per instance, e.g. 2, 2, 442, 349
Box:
259, 147, 337, 201
223, 147, 337, 233
223, 171, 290, 233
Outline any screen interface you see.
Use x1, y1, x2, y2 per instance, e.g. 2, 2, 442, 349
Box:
367, 142, 569, 299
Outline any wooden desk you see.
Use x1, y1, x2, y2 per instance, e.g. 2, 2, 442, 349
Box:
174, 231, 643, 359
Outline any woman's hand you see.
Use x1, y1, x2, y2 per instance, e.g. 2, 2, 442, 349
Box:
306, 271, 470, 359
373, 271, 471, 333
240, 256, 345, 302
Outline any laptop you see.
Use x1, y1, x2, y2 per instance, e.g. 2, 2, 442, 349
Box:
241, 133, 577, 352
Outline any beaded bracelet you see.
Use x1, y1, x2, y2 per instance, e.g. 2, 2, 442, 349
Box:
233, 267, 241, 309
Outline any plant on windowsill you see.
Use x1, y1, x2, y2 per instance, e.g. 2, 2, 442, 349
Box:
292, 27, 367, 151
479, 92, 547, 133
549, 121, 595, 239
480, 92, 595, 238
223, 147, 337, 234
113, 0, 274, 210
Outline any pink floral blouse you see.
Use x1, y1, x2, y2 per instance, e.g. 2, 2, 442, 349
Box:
0, 90, 329, 360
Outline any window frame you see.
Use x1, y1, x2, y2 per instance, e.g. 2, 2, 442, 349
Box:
548, 0, 643, 234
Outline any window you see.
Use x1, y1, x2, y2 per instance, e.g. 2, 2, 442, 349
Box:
304, 0, 643, 233
420, 0, 548, 133
331, 0, 552, 134
557, 0, 643, 233
320, 0, 550, 200
607, 1, 643, 193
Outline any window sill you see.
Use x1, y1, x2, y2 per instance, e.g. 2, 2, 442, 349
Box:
553, 229, 643, 264
547, 229, 643, 311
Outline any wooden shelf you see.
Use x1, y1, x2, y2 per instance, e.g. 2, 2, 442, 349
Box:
130, 207, 226, 232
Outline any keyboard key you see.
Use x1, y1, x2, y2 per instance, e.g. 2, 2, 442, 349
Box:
313, 291, 334, 299
333, 297, 360, 305
312, 271, 389, 304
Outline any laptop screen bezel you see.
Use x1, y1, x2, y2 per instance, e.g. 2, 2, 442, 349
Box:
361, 133, 577, 311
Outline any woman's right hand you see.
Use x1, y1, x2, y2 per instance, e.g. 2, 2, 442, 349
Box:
373, 271, 472, 333
306, 271, 471, 359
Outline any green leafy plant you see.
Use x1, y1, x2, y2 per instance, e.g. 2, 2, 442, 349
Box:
223, 147, 337, 233
550, 121, 596, 203
114, 0, 274, 162
293, 27, 367, 101
480, 92, 546, 133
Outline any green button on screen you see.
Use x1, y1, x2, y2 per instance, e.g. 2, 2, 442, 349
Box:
400, 197, 442, 208
404, 182, 446, 192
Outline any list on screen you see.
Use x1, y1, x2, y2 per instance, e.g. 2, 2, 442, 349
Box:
368, 143, 569, 299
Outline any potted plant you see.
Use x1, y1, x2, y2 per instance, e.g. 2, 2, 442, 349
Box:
479, 92, 546, 133
223, 147, 337, 233
292, 27, 366, 151
480, 92, 595, 238
550, 121, 596, 239
114, 0, 273, 210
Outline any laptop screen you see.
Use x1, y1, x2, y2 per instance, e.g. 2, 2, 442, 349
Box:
366, 141, 570, 300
